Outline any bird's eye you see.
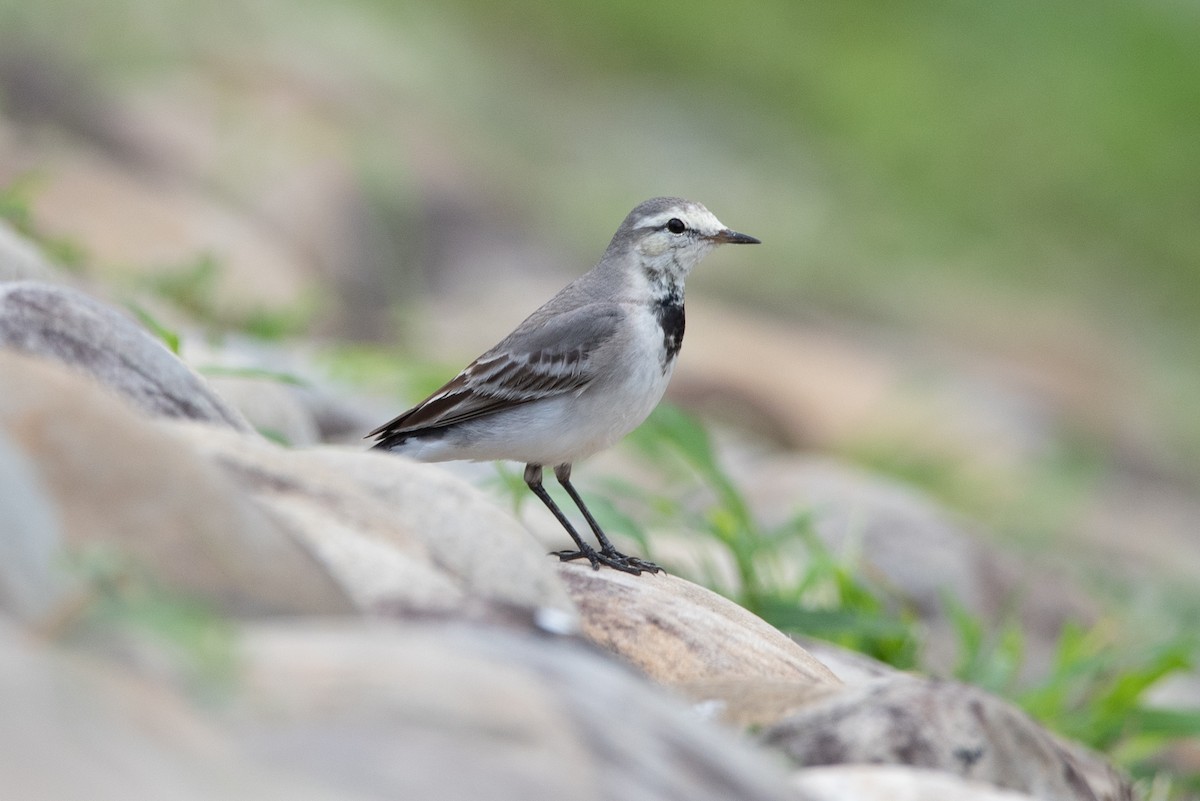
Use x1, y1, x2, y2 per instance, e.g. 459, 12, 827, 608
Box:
666, 218, 686, 234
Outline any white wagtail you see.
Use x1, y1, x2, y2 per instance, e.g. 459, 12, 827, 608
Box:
368, 197, 760, 575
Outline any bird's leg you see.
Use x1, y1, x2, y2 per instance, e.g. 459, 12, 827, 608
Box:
524, 463, 602, 570
553, 464, 662, 575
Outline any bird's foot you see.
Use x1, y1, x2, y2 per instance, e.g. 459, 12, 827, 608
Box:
552, 546, 662, 576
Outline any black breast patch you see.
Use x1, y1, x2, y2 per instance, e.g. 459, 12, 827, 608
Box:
655, 296, 685, 370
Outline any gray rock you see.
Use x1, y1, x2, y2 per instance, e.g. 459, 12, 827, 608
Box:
168, 423, 576, 620
0, 352, 354, 617
0, 430, 71, 621
791, 636, 903, 686
205, 374, 322, 446
230, 620, 809, 801
0, 617, 361, 801
761, 675, 1134, 801
290, 384, 381, 443
792, 765, 1040, 801
0, 281, 250, 430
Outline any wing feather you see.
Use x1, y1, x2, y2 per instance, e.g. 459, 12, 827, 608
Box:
368, 303, 623, 442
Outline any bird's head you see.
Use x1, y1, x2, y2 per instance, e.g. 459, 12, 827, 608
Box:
608, 197, 760, 288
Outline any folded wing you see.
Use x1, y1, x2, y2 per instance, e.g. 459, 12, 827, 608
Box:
368, 303, 624, 442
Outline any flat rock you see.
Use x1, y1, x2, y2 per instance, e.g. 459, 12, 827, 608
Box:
557, 563, 840, 692
0, 352, 353, 618
229, 620, 806, 801
0, 281, 250, 430
760, 675, 1134, 801
792, 765, 1040, 801
169, 423, 575, 620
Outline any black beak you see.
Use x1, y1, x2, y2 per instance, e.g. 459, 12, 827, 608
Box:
711, 228, 761, 245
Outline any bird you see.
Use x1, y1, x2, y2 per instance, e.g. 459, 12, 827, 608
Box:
367, 197, 760, 575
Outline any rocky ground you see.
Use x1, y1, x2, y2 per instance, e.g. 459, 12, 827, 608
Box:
0, 264, 1138, 800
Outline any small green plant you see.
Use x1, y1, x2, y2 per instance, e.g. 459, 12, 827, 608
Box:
620, 403, 921, 666
1022, 626, 1199, 781
946, 594, 1028, 694
752, 529, 919, 669
125, 301, 183, 355
952, 606, 1200, 791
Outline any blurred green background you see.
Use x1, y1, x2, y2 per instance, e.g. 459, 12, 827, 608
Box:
4, 0, 1196, 460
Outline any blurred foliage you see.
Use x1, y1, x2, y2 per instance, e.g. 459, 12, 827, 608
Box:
59, 545, 239, 701
319, 342, 457, 402
3, 0, 1196, 337
843, 424, 1110, 553
412, 0, 1200, 476
2, 0, 1197, 460
135, 253, 317, 340
952, 602, 1200, 792
436, 0, 1200, 333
